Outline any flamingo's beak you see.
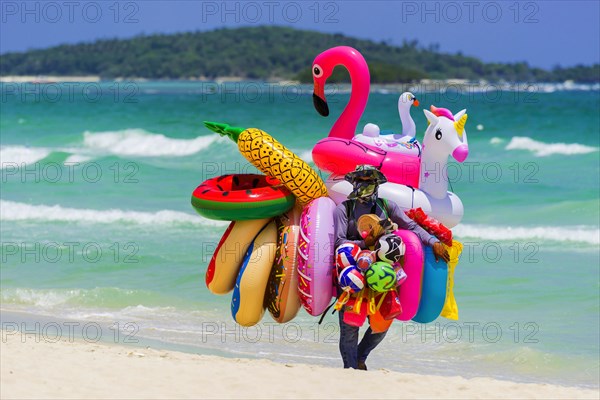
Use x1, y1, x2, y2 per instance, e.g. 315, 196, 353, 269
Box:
313, 81, 329, 117
413, 99, 420, 107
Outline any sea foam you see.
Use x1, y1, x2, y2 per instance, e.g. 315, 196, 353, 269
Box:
0, 200, 228, 227
505, 136, 599, 157
454, 223, 599, 245
1, 128, 222, 167
82, 128, 222, 157
0, 287, 83, 308
0, 146, 50, 168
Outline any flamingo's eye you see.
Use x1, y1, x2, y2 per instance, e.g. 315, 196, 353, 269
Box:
435, 129, 442, 140
313, 64, 323, 78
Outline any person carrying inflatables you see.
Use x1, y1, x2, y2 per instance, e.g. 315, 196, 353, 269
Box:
332, 164, 450, 371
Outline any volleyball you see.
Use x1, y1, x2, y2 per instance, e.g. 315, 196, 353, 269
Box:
338, 265, 365, 293
335, 242, 361, 270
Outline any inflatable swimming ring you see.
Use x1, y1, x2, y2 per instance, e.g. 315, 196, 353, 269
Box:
204, 122, 328, 205
297, 197, 336, 316
264, 206, 302, 323
312, 137, 421, 188
412, 246, 448, 324
191, 174, 295, 221
231, 221, 278, 327
393, 229, 425, 321
206, 218, 270, 295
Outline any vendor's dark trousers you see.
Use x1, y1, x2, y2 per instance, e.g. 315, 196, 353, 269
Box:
338, 310, 387, 369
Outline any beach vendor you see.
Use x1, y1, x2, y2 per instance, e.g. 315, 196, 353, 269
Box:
333, 164, 450, 370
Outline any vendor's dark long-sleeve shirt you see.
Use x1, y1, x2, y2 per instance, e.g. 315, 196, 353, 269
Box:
333, 199, 439, 249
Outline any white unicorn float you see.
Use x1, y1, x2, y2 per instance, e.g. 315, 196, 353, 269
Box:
311, 46, 469, 227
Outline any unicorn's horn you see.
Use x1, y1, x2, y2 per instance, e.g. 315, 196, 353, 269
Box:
454, 114, 468, 136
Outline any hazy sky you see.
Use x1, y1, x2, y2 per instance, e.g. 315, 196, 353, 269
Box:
1, 0, 599, 68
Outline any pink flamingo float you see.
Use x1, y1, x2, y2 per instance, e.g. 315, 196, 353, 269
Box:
311, 46, 469, 227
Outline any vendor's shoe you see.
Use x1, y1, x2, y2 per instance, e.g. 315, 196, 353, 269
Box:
357, 360, 367, 371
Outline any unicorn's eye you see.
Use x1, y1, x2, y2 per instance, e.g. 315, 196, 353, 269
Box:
435, 129, 442, 140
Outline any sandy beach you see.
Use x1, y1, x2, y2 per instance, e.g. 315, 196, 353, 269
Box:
1, 329, 597, 400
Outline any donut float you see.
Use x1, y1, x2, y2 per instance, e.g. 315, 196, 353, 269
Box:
297, 197, 336, 316
191, 174, 295, 221
264, 206, 302, 323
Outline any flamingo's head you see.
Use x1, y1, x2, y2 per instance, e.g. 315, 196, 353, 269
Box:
312, 59, 333, 117
311, 46, 368, 117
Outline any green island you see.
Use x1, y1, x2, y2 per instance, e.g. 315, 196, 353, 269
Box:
1, 26, 598, 83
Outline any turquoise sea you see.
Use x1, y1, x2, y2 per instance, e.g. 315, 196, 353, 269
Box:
1, 81, 599, 388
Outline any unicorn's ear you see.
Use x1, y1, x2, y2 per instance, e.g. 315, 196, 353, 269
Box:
454, 109, 467, 120
424, 109, 438, 125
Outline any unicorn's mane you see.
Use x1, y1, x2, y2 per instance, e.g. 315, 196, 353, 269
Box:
431, 106, 455, 121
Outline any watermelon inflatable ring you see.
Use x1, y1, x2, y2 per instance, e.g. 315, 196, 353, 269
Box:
191, 174, 295, 220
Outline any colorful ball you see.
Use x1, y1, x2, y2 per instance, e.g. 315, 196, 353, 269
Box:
335, 243, 361, 270
338, 266, 365, 293
375, 234, 405, 265
365, 261, 397, 292
356, 250, 376, 271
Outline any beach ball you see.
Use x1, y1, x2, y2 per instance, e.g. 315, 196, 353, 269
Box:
375, 234, 405, 265
336, 243, 361, 270
338, 266, 365, 293
356, 250, 376, 271
365, 261, 397, 293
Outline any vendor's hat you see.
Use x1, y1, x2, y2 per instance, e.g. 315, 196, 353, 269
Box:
344, 164, 387, 184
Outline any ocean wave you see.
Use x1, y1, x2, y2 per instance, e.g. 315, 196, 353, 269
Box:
505, 136, 599, 157
1, 287, 83, 308
82, 128, 222, 157
1, 129, 226, 167
0, 200, 228, 227
63, 153, 92, 163
0, 146, 51, 168
490, 137, 504, 145
0, 145, 94, 168
0, 287, 181, 310
298, 149, 313, 163
454, 224, 599, 245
